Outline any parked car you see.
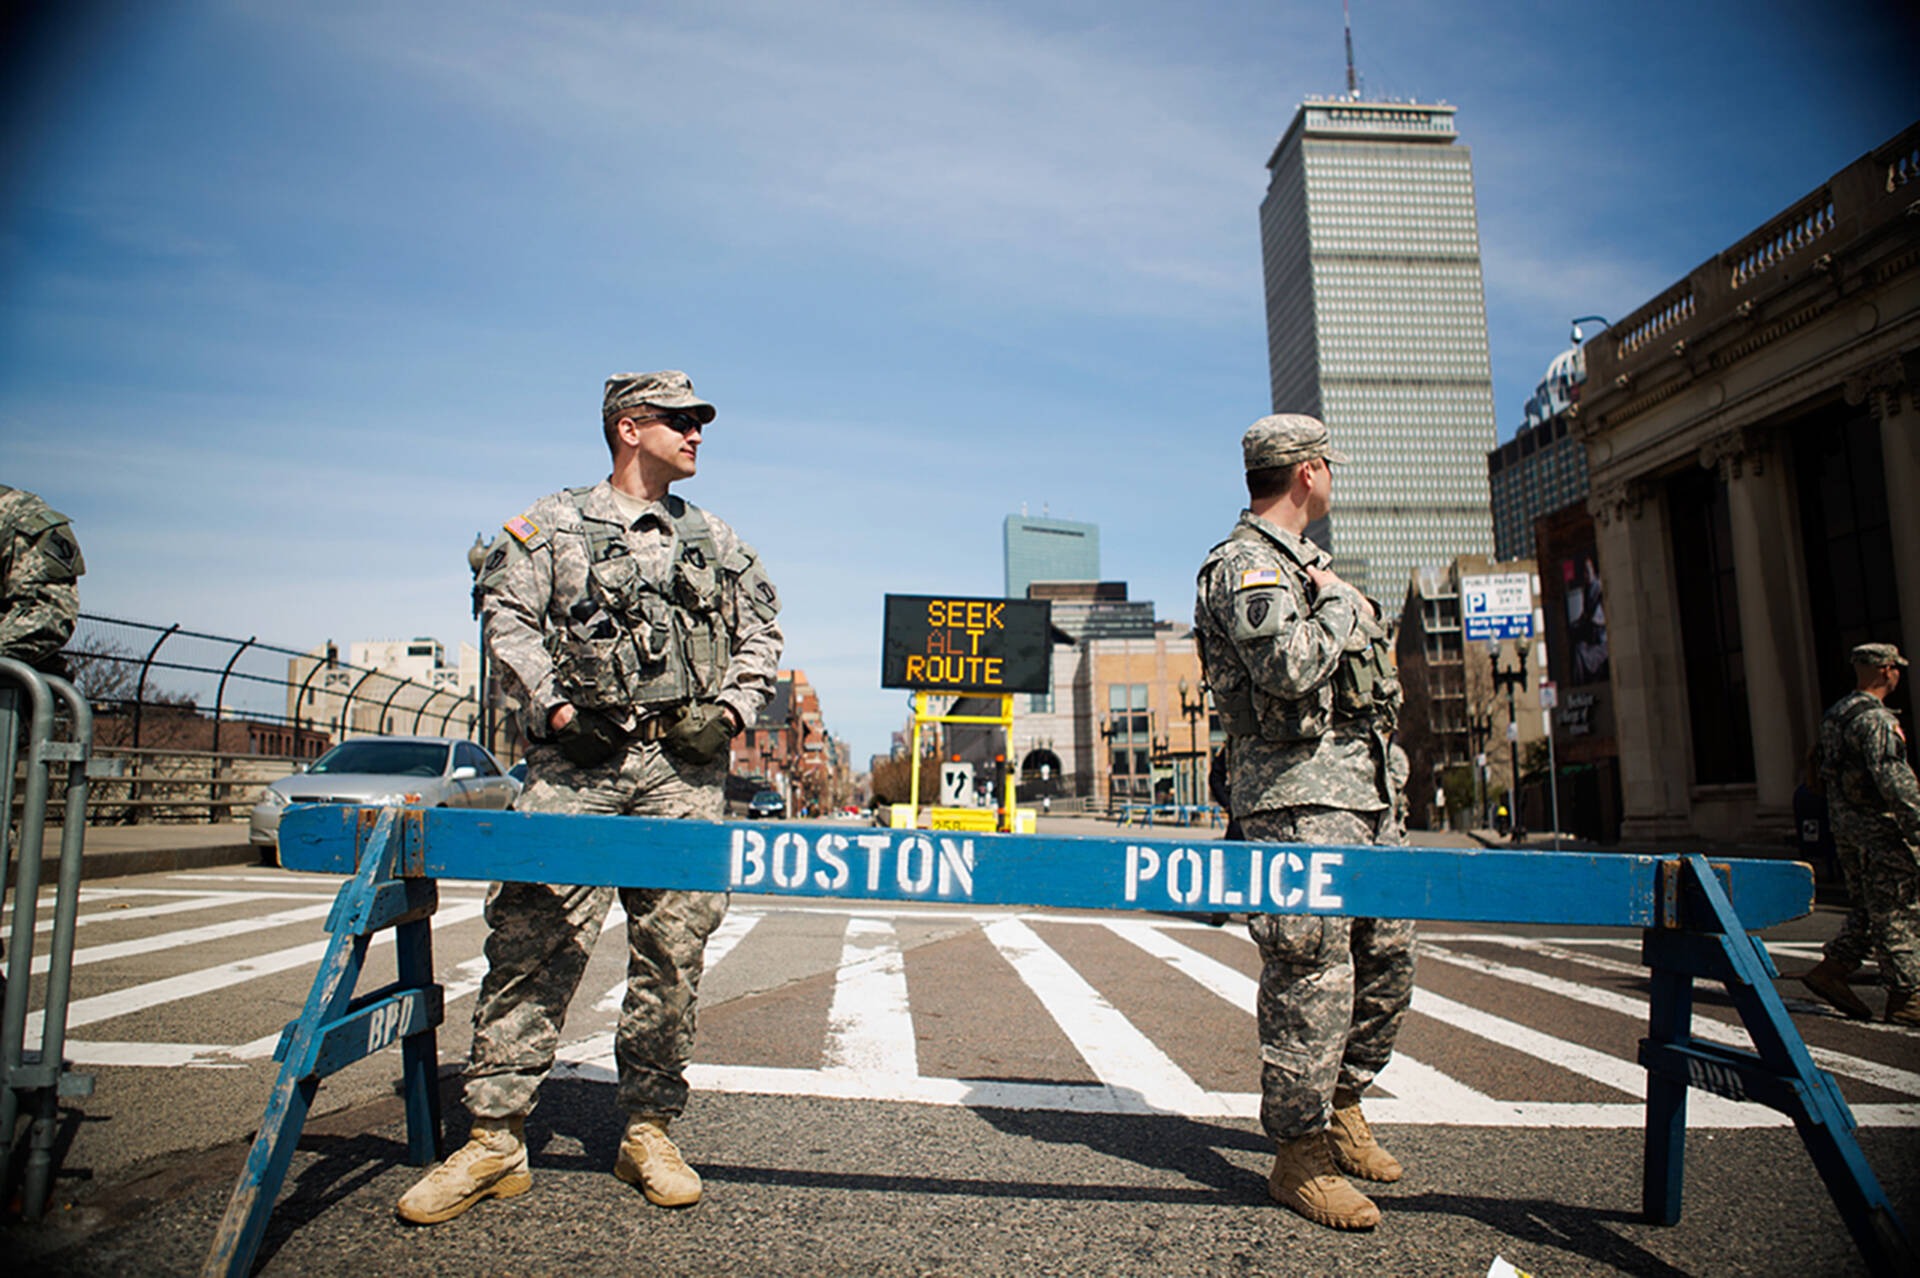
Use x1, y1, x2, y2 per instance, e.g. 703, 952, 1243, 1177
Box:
251, 736, 520, 863
746, 789, 785, 819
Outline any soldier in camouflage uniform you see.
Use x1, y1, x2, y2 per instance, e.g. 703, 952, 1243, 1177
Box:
0, 485, 85, 669
1193, 414, 1409, 1232
1801, 643, 1920, 1026
399, 371, 782, 1225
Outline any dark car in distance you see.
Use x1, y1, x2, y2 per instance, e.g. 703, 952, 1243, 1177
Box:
747, 789, 785, 819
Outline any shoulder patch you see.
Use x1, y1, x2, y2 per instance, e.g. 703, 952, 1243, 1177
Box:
504, 515, 540, 544
1239, 568, 1281, 589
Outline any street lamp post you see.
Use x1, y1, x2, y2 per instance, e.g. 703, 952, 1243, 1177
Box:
1466, 709, 1492, 830
1178, 677, 1206, 817
1489, 638, 1531, 845
467, 534, 493, 755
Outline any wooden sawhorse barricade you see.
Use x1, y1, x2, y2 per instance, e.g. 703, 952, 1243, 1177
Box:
205, 806, 1913, 1276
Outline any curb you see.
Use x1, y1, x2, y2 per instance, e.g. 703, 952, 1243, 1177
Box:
7, 842, 265, 888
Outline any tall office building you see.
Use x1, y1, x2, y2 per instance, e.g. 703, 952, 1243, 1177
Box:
1003, 514, 1098, 599
1259, 98, 1497, 598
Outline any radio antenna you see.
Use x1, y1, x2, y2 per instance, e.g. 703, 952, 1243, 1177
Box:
1344, 0, 1358, 98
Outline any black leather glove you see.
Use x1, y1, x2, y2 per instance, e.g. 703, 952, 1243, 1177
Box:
555, 707, 628, 767
664, 702, 735, 765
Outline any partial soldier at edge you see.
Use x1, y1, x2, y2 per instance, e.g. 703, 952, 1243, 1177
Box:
0, 484, 85, 671
398, 370, 783, 1225
1193, 413, 1410, 1232
1801, 642, 1920, 1026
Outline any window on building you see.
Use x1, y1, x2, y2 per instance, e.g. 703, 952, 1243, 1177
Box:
1668, 467, 1754, 785
1793, 404, 1913, 747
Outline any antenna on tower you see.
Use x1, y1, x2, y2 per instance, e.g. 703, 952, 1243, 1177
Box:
1343, 0, 1358, 99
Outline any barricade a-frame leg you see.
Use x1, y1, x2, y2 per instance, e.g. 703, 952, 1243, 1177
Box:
203, 808, 445, 1278
1638, 855, 1914, 1274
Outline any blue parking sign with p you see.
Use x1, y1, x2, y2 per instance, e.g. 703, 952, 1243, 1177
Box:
1462, 572, 1534, 642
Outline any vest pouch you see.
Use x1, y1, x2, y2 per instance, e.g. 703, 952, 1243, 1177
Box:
588, 553, 646, 615
1211, 679, 1262, 737
1252, 683, 1332, 742
548, 622, 626, 710
671, 556, 720, 613
633, 592, 676, 667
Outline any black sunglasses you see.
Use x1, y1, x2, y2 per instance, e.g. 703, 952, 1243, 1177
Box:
630, 410, 704, 435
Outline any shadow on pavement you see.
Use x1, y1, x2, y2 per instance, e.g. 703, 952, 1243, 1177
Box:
1387, 1191, 1691, 1277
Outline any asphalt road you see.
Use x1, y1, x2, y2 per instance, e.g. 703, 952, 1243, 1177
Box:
4, 820, 1917, 1276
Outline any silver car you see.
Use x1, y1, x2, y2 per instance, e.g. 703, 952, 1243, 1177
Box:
250, 736, 520, 860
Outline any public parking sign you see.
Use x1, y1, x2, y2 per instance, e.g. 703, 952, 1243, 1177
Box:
1462, 573, 1534, 642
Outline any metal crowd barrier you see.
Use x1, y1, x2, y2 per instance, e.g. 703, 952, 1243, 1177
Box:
205, 806, 1911, 1276
0, 657, 96, 1219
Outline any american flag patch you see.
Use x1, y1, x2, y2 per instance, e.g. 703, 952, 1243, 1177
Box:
504, 515, 539, 543
1239, 568, 1280, 589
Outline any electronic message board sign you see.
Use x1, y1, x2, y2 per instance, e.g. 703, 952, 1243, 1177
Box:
881, 594, 1051, 693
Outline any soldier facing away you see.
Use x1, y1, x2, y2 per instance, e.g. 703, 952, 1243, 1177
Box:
1802, 643, 1920, 1026
398, 370, 783, 1224
0, 484, 85, 669
1193, 413, 1409, 1231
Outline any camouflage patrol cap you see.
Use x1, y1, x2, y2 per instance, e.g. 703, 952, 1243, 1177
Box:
1850, 642, 1908, 669
602, 370, 716, 424
1243, 413, 1351, 470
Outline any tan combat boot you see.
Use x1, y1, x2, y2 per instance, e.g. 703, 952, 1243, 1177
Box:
613, 1114, 703, 1206
396, 1116, 531, 1224
1328, 1090, 1403, 1183
1801, 957, 1872, 1020
1886, 988, 1920, 1027
1269, 1130, 1380, 1230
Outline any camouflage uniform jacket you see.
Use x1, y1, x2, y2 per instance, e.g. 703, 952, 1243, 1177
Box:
478, 481, 783, 739
1818, 689, 1920, 847
0, 485, 85, 666
1193, 510, 1398, 815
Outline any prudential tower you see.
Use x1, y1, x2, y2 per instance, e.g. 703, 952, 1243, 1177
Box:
1258, 94, 1497, 598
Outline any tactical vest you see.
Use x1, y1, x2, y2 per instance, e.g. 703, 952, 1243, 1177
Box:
1199, 524, 1399, 742
1820, 694, 1889, 810
557, 489, 730, 711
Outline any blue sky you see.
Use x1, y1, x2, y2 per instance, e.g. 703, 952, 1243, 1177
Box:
3, 0, 1915, 763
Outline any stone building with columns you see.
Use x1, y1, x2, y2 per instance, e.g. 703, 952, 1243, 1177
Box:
1576, 123, 1919, 844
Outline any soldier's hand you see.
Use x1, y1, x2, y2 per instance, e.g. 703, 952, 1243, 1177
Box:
1304, 565, 1347, 593
555, 706, 626, 767
664, 703, 736, 766
549, 703, 576, 733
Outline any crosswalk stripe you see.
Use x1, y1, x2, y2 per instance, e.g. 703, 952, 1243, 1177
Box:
31, 901, 338, 975
823, 916, 917, 1078
981, 917, 1213, 1113
1109, 920, 1759, 1124
27, 901, 486, 1038
1469, 933, 1908, 1033
1419, 941, 1920, 1094
1104, 918, 1254, 1006
10, 894, 283, 937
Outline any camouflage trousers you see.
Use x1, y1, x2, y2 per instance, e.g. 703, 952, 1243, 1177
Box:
1821, 811, 1920, 992
1242, 805, 1413, 1143
464, 736, 728, 1120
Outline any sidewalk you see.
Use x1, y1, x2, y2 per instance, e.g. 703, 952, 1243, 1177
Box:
9, 821, 261, 885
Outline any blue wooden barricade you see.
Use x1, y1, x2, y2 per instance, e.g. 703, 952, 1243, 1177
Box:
203, 806, 1912, 1277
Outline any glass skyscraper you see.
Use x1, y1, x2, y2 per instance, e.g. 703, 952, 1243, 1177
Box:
1258, 99, 1496, 599
1003, 514, 1099, 599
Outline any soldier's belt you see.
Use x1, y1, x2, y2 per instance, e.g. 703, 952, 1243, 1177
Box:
632, 713, 678, 742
